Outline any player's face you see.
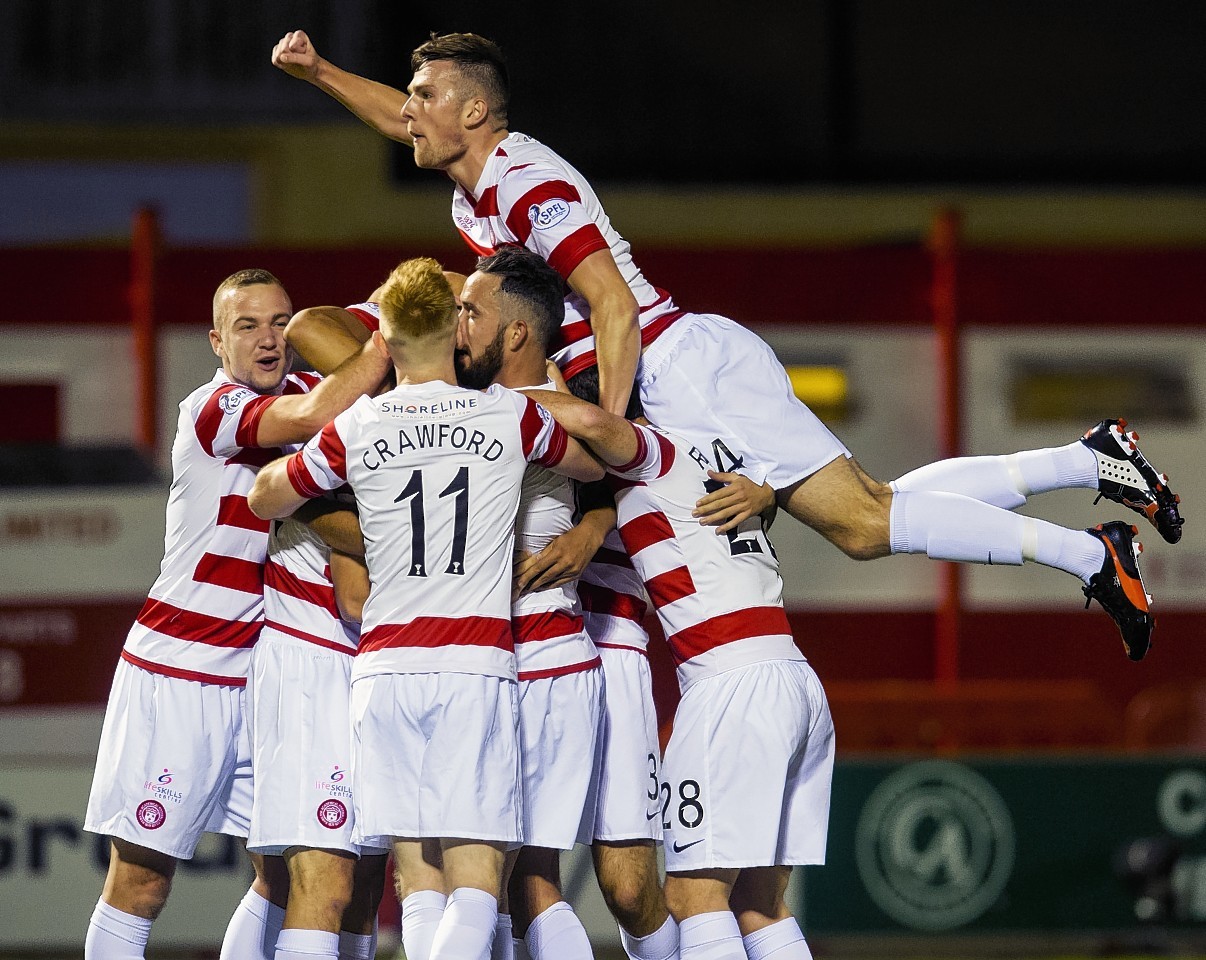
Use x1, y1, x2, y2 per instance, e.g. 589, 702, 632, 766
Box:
209, 283, 294, 394
455, 271, 508, 389
403, 61, 472, 170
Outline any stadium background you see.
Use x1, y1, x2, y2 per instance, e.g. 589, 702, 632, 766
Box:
1, 0, 1205, 955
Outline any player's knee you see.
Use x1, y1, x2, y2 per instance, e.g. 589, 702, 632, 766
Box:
287, 857, 354, 912
599, 871, 658, 929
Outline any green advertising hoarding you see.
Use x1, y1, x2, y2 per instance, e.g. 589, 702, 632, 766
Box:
801, 758, 1206, 932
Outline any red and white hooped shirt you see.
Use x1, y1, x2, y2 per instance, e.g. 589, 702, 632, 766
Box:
607, 422, 802, 691
284, 380, 571, 682
451, 133, 687, 380
122, 370, 321, 685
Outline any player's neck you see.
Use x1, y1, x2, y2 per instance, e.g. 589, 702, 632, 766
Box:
446, 129, 510, 195
393, 359, 459, 387
493, 355, 549, 391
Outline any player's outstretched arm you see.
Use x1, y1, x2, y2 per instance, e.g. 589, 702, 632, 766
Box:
249, 456, 308, 520
271, 29, 413, 144
255, 339, 388, 448
523, 389, 640, 467
566, 251, 640, 417
286, 306, 371, 376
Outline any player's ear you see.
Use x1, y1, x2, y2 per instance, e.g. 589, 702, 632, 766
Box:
371, 329, 390, 359
209, 327, 223, 358
508, 319, 529, 352
463, 96, 489, 129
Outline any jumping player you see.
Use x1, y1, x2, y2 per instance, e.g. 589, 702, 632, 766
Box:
247, 258, 603, 960
270, 29, 1182, 659
82, 269, 389, 960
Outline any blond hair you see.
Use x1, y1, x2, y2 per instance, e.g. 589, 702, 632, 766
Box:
212, 268, 285, 329
377, 257, 457, 346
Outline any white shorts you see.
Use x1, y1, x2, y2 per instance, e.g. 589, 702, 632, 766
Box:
517, 666, 604, 850
246, 633, 385, 856
84, 658, 253, 859
593, 647, 663, 843
639, 312, 851, 490
661, 659, 834, 872
350, 672, 522, 845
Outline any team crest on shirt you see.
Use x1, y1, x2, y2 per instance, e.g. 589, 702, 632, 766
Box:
529, 198, 570, 230
317, 799, 348, 829
136, 799, 167, 830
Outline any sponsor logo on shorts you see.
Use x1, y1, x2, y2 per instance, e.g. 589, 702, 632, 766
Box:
317, 799, 348, 830
529, 199, 571, 230
136, 800, 167, 830
142, 768, 184, 804
671, 838, 704, 853
330, 765, 345, 782
855, 761, 1015, 931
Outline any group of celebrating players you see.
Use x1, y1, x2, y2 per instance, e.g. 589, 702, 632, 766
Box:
81, 27, 1184, 960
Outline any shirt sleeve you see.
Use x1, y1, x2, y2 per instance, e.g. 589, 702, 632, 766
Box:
345, 302, 381, 332
193, 383, 279, 458
501, 386, 570, 467
609, 423, 676, 481
287, 416, 351, 498
496, 163, 609, 280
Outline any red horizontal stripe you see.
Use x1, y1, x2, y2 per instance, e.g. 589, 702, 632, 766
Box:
217, 495, 270, 533
534, 420, 568, 467
234, 395, 276, 449
513, 610, 585, 643
317, 423, 348, 482
287, 452, 326, 499
192, 552, 264, 595
347, 306, 379, 332
264, 619, 354, 655
668, 605, 793, 664
285, 372, 322, 393
547, 224, 609, 279
360, 616, 512, 654
135, 597, 261, 649
518, 655, 602, 682
505, 180, 584, 245
195, 386, 239, 457
121, 649, 246, 686
265, 559, 339, 618
651, 431, 676, 478
519, 396, 545, 458
613, 422, 649, 474
645, 565, 696, 609
618, 510, 675, 556
579, 582, 647, 623
472, 185, 500, 218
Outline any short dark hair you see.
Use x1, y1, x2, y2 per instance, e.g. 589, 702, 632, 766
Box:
475, 246, 565, 354
412, 32, 509, 127
212, 268, 285, 328
566, 365, 644, 421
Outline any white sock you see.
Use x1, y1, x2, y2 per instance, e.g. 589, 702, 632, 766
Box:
429, 886, 498, 960
620, 913, 679, 960
402, 889, 448, 960
742, 917, 811, 959
888, 490, 1105, 580
893, 442, 1098, 509
221, 888, 286, 960
85, 899, 153, 960
678, 911, 745, 960
338, 927, 376, 960
275, 928, 340, 960
492, 913, 515, 960
525, 901, 594, 960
